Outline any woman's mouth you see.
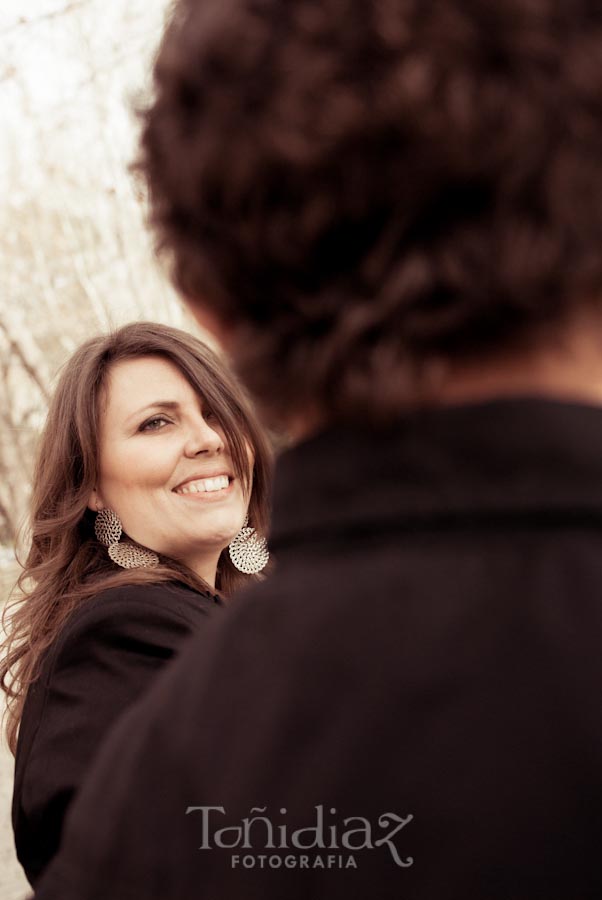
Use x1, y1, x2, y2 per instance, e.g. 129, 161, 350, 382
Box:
173, 475, 232, 495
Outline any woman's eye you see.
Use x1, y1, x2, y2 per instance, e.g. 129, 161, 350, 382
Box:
140, 416, 171, 432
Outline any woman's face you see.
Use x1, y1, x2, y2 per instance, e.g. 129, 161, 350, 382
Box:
89, 355, 250, 584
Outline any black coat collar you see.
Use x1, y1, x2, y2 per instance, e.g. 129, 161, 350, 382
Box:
270, 397, 602, 548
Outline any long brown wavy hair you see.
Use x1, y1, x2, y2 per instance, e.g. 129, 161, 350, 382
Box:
0, 321, 272, 754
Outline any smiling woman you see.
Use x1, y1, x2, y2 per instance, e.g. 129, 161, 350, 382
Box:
90, 354, 255, 585
0, 321, 272, 887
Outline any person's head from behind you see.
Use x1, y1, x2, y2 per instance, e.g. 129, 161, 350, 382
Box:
1, 322, 271, 753
138, 0, 602, 429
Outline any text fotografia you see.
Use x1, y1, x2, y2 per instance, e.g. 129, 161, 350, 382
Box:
185, 805, 414, 869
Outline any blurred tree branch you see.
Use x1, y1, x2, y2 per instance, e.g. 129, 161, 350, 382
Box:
0, 0, 196, 550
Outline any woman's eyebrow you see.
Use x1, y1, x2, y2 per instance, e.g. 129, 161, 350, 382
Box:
125, 400, 181, 424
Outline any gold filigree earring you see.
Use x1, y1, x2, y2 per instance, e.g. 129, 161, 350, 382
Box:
94, 508, 159, 569
228, 515, 269, 574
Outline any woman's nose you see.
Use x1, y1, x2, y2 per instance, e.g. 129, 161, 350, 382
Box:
184, 416, 225, 457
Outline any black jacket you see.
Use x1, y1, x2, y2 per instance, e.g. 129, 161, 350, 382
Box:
12, 580, 218, 886
36, 399, 602, 899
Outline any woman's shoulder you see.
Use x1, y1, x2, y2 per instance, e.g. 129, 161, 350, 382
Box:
25, 581, 217, 690
84, 579, 217, 607
58, 580, 219, 645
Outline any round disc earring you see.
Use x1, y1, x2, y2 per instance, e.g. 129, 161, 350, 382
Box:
94, 507, 159, 569
228, 516, 269, 574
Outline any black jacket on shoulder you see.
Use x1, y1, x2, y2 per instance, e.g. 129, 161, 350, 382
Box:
36, 399, 602, 899
12, 580, 219, 886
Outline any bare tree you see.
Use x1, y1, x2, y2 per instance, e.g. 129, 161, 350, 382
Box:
0, 0, 207, 551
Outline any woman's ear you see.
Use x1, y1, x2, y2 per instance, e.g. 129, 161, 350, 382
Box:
87, 488, 102, 513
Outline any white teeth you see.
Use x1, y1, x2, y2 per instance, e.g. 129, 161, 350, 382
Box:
175, 475, 230, 494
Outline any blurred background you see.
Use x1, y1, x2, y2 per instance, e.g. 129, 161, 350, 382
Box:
0, 1, 191, 894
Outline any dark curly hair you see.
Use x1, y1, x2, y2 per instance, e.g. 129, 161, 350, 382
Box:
138, 0, 602, 423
